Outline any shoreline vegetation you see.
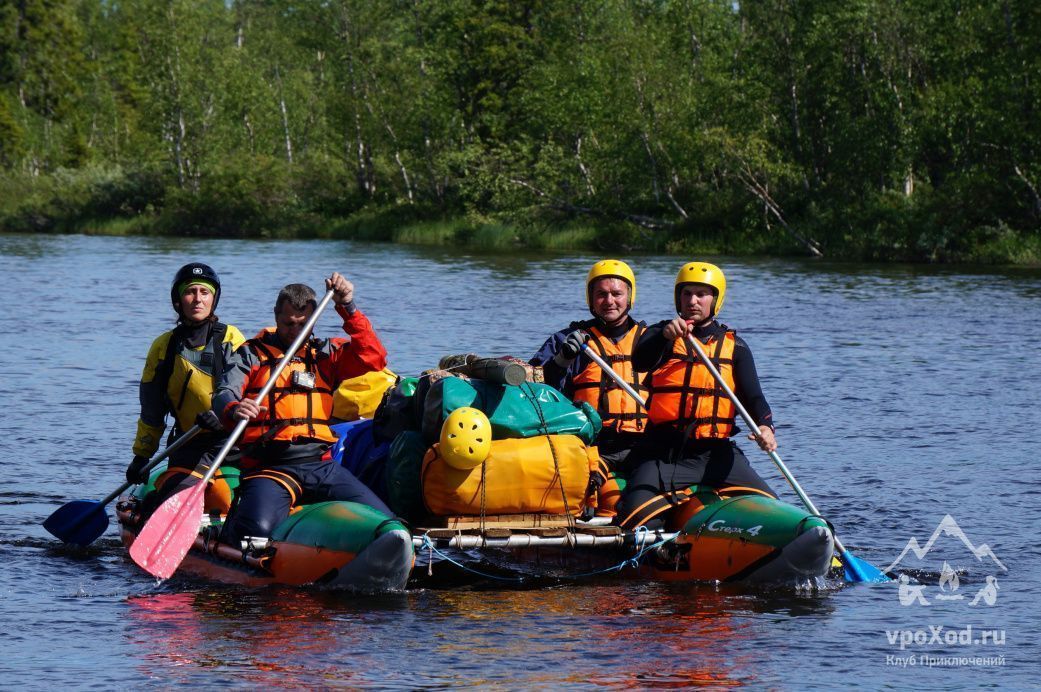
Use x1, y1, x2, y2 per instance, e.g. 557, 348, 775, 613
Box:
2, 2, 1039, 264
4, 172, 1039, 263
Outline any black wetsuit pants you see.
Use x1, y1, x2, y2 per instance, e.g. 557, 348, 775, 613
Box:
221, 457, 392, 544
616, 438, 776, 530
596, 430, 645, 477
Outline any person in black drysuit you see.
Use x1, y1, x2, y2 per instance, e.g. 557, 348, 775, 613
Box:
615, 261, 778, 531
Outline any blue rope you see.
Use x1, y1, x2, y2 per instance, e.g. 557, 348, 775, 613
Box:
561, 526, 677, 578
419, 535, 527, 583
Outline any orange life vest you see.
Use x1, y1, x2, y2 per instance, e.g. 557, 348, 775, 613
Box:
571, 324, 648, 434
646, 330, 736, 439
240, 330, 338, 445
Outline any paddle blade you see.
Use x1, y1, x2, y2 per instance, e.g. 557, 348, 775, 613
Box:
839, 549, 891, 583
129, 484, 206, 579
43, 500, 109, 546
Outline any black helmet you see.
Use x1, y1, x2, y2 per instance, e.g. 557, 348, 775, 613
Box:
171, 262, 221, 314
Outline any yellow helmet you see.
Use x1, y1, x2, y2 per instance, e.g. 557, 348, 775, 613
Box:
440, 407, 492, 470
674, 261, 726, 317
586, 259, 636, 312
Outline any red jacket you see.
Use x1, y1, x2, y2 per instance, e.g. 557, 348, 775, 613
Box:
213, 305, 387, 463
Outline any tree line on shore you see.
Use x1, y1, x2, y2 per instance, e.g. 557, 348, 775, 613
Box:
1, 0, 1039, 262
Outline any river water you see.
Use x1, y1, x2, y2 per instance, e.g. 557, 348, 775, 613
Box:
1, 234, 1039, 688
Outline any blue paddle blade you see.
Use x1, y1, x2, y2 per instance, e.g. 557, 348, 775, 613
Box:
43, 500, 110, 546
839, 549, 891, 583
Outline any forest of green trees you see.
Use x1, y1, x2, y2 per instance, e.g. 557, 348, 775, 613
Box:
1, 0, 1039, 262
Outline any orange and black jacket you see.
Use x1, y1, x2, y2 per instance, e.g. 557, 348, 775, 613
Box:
633, 320, 773, 438
531, 317, 649, 434
213, 305, 387, 465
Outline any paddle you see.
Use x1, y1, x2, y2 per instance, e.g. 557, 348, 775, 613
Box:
579, 343, 647, 407
130, 289, 336, 579
582, 337, 889, 583
678, 333, 889, 583
43, 424, 204, 546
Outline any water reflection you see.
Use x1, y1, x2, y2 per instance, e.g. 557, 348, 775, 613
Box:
126, 589, 376, 686
0, 233, 52, 259
121, 581, 837, 687
405, 582, 837, 687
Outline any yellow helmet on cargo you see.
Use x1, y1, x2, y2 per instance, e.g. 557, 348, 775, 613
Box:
440, 407, 492, 470
675, 261, 726, 317
586, 259, 636, 312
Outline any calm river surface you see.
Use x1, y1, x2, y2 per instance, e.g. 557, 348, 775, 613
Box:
2, 234, 1039, 688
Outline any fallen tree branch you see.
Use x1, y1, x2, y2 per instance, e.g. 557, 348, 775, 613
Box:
735, 165, 823, 257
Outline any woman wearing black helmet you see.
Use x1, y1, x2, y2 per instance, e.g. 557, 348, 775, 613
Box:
126, 262, 246, 515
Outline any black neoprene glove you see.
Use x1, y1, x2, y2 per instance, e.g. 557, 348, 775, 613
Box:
126, 455, 150, 484
195, 410, 223, 432
563, 330, 589, 357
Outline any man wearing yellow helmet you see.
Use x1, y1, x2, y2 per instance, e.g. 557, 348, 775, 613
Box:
530, 260, 649, 479
616, 261, 778, 531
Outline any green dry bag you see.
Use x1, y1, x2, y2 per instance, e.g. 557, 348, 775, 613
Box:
422, 377, 601, 445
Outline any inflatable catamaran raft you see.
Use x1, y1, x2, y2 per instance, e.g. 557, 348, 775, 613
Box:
116, 480, 833, 587
371, 356, 833, 584
116, 475, 414, 591
113, 355, 835, 587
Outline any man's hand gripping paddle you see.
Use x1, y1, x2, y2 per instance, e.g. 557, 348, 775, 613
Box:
679, 333, 889, 583
129, 289, 336, 579
581, 336, 889, 583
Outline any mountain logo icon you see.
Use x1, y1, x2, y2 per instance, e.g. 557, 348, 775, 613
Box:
886, 515, 1007, 607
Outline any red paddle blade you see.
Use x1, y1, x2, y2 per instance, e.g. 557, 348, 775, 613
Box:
129, 483, 206, 579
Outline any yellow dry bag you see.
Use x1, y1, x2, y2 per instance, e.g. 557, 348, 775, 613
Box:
421, 435, 596, 516
332, 367, 398, 421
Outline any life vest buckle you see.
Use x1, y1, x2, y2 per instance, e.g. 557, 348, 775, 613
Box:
291, 370, 316, 391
